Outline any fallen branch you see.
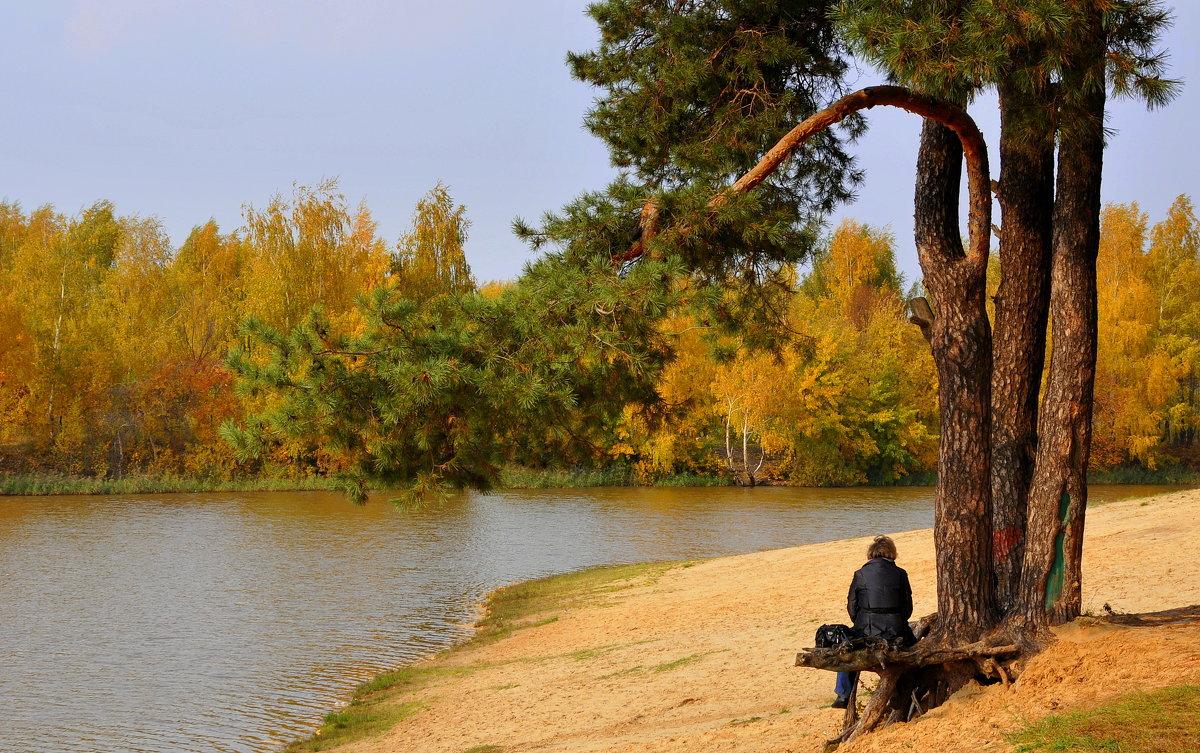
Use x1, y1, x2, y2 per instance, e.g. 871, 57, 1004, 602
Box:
795, 639, 1019, 673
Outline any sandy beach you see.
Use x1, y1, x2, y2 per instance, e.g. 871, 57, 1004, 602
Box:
319, 489, 1200, 753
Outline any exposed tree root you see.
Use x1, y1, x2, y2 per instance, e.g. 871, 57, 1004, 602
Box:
798, 622, 1031, 748
1100, 604, 1200, 627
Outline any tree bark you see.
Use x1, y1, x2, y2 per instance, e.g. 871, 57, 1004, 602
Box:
615, 84, 997, 636
991, 75, 1056, 614
913, 118, 996, 639
1013, 14, 1106, 627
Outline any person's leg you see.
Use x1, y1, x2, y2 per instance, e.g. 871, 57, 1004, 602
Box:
833, 671, 858, 706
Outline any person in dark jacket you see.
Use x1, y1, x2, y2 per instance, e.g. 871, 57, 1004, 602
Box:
832, 535, 916, 709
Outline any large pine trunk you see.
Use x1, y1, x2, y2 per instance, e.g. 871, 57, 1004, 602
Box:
914, 118, 996, 639
1013, 18, 1106, 628
990, 77, 1056, 614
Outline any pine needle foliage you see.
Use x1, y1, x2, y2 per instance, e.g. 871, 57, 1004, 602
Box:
570, 0, 862, 203
833, 0, 1179, 117
223, 253, 683, 503
518, 1, 871, 350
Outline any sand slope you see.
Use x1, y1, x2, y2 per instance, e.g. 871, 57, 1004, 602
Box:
344, 489, 1200, 753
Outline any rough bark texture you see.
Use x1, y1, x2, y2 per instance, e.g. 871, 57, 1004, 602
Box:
914, 118, 995, 639
797, 637, 1020, 745
1013, 18, 1106, 628
991, 77, 1056, 614
615, 84, 998, 637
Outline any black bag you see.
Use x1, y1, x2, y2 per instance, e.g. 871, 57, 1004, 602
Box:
814, 623, 856, 648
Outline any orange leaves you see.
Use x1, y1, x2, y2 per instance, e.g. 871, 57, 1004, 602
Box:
241, 179, 391, 334
1092, 197, 1200, 469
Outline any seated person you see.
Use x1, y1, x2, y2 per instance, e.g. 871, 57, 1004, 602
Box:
833, 535, 916, 709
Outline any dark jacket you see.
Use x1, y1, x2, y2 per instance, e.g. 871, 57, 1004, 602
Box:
847, 557, 916, 645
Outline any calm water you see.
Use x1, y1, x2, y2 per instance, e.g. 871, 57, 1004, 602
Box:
0, 484, 1180, 753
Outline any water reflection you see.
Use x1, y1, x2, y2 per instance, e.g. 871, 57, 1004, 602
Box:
0, 484, 1180, 752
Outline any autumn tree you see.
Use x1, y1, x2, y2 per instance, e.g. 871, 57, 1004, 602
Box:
241, 179, 390, 334
391, 183, 475, 301
711, 349, 792, 485
791, 221, 938, 485
8, 201, 121, 457
1093, 198, 1200, 467
171, 221, 249, 364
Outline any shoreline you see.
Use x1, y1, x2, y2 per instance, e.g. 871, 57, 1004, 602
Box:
282, 487, 1200, 753
2, 468, 1195, 497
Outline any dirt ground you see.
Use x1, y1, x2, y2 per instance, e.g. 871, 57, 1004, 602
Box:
341, 488, 1200, 753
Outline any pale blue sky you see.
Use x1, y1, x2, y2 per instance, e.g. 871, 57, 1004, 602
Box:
2, 2, 1195, 285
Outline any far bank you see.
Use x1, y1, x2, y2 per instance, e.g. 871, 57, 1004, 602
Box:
2, 463, 1195, 496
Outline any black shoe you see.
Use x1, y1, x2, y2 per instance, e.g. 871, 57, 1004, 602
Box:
831, 696, 849, 709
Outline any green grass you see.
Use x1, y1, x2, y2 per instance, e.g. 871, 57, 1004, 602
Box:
0, 472, 343, 496
352, 665, 476, 695
472, 560, 682, 646
285, 700, 423, 752
652, 653, 706, 672
495, 465, 730, 489
282, 665, 479, 752
496, 465, 636, 488
567, 643, 628, 661
597, 649, 716, 679
1086, 466, 1200, 485
461, 746, 505, 753
10, 462, 1196, 497
1007, 686, 1200, 753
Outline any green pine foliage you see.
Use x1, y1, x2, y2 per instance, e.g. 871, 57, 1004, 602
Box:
223, 253, 683, 503
834, 0, 1178, 108
513, 0, 870, 349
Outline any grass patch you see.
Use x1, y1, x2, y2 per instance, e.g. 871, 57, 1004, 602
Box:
1087, 466, 1200, 485
1007, 685, 1200, 753
599, 664, 648, 679
729, 716, 763, 726
462, 746, 505, 753
472, 561, 681, 647
283, 666, 477, 752
353, 665, 475, 696
496, 465, 635, 488
0, 472, 345, 496
652, 653, 705, 673
567, 643, 626, 662
598, 649, 715, 679
285, 700, 423, 752
496, 464, 733, 488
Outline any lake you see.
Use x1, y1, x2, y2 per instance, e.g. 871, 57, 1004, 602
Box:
0, 484, 1179, 752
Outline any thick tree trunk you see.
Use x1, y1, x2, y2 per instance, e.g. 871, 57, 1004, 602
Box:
1013, 17, 1105, 628
617, 84, 998, 636
991, 77, 1056, 614
914, 118, 996, 639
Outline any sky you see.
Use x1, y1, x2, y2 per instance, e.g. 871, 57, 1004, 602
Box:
2, 1, 1197, 286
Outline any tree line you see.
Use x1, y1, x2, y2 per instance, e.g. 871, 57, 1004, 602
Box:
1, 184, 1194, 486
0, 180, 452, 480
